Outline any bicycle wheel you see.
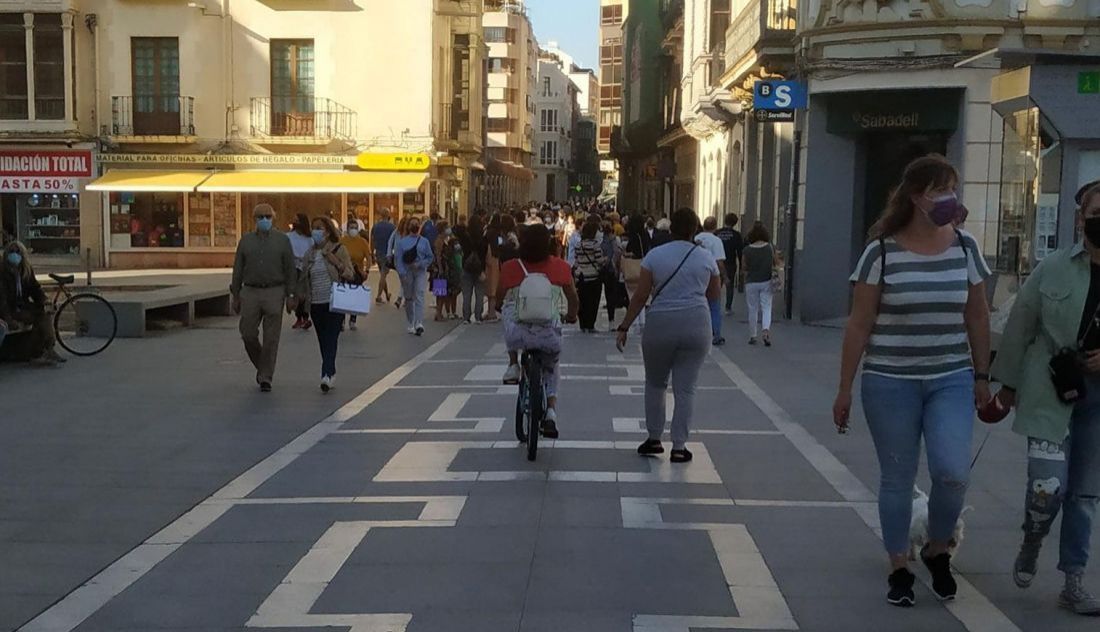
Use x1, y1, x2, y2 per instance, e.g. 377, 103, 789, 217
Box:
515, 368, 528, 443
525, 356, 543, 462
54, 293, 117, 356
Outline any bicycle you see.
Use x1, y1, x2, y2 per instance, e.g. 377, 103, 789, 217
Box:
514, 349, 547, 462
48, 273, 118, 356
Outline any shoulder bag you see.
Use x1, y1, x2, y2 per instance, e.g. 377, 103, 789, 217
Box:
647, 244, 698, 312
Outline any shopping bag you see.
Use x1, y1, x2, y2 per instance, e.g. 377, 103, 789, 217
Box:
431, 278, 449, 297
330, 283, 372, 315
621, 257, 642, 284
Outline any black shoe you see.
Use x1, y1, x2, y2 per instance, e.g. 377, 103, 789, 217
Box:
887, 568, 916, 607
921, 545, 957, 601
540, 419, 559, 439
415, 325, 425, 336
259, 381, 272, 393
712, 337, 726, 346
637, 439, 664, 455
670, 448, 693, 463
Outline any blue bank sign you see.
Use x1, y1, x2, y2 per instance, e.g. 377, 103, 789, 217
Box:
753, 80, 807, 122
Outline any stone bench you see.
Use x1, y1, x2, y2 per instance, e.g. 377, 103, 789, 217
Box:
97, 284, 234, 338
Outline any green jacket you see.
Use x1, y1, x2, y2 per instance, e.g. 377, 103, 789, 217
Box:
991, 242, 1092, 443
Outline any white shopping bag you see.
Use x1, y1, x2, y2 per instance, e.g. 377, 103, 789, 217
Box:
330, 283, 372, 315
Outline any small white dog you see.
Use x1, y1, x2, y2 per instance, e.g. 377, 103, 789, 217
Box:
908, 487, 971, 560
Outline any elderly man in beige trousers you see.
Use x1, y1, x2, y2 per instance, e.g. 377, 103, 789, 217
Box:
230, 203, 297, 392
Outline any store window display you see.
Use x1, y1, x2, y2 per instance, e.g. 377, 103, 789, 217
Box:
13, 193, 81, 256
109, 192, 184, 248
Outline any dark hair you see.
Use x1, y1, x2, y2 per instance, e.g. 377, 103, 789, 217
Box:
626, 214, 647, 238
724, 213, 739, 227
293, 213, 310, 235
702, 216, 718, 231
312, 216, 341, 244
468, 215, 484, 240
488, 213, 502, 230
1081, 183, 1100, 213
670, 208, 700, 240
501, 214, 516, 233
580, 221, 599, 239
745, 221, 771, 244
519, 224, 553, 262
871, 154, 958, 239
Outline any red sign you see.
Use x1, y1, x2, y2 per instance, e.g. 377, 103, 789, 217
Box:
0, 150, 93, 178
0, 177, 80, 193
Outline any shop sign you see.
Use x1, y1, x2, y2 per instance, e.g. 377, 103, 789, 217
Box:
355, 152, 432, 171
1078, 71, 1100, 95
753, 80, 806, 123
0, 176, 80, 193
0, 150, 93, 178
599, 159, 617, 172
826, 89, 960, 135
100, 153, 358, 166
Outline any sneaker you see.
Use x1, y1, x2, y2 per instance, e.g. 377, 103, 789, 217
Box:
320, 376, 331, 393
1060, 572, 1100, 615
670, 448, 693, 463
502, 364, 521, 384
349, 321, 358, 331
1014, 538, 1042, 589
415, 325, 425, 336
748, 337, 758, 345
921, 545, 958, 601
301, 319, 312, 331
407, 325, 417, 334
541, 408, 559, 438
395, 297, 403, 308
375, 296, 385, 304
712, 337, 726, 346
637, 439, 664, 456
887, 568, 916, 607
724, 308, 733, 316
259, 381, 272, 393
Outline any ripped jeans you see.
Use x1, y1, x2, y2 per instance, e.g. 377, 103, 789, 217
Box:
862, 370, 975, 556
1023, 377, 1100, 574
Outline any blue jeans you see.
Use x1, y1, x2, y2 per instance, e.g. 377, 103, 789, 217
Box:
401, 270, 428, 327
861, 370, 975, 556
1023, 376, 1100, 574
310, 303, 344, 379
709, 298, 722, 341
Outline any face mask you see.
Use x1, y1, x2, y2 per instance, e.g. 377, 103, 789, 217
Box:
5, 252, 21, 266
312, 229, 326, 245
924, 192, 958, 227
444, 228, 453, 236
347, 228, 360, 237
256, 217, 273, 232
1084, 217, 1100, 247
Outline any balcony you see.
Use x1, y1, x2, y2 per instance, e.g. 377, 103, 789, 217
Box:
723, 0, 797, 88
438, 102, 482, 156
107, 96, 195, 142
249, 97, 356, 144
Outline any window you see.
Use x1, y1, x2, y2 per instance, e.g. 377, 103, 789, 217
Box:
601, 4, 623, 24
270, 39, 315, 135
131, 38, 180, 135
487, 118, 514, 133
539, 108, 558, 133
108, 191, 185, 248
0, 14, 27, 120
540, 140, 558, 166
484, 27, 514, 43
33, 13, 63, 119
542, 76, 551, 97
488, 58, 515, 73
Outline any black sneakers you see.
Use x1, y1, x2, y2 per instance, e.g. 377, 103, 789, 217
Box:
887, 568, 916, 607
921, 546, 958, 601
637, 439, 664, 455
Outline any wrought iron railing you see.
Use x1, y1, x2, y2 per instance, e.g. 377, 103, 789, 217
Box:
109, 96, 195, 136
249, 97, 356, 140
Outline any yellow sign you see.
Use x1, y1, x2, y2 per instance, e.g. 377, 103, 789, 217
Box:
356, 153, 432, 172
100, 153, 358, 166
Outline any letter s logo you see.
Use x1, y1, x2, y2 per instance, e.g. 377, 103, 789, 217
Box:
774, 85, 792, 109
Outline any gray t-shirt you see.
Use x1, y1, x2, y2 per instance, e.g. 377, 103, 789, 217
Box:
743, 243, 774, 284
642, 240, 719, 314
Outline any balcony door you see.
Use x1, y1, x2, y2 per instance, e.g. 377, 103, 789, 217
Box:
271, 40, 315, 136
131, 38, 180, 135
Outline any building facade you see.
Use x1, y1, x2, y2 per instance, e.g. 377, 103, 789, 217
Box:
531, 52, 577, 203
483, 0, 536, 207
0, 0, 486, 269
598, 0, 628, 199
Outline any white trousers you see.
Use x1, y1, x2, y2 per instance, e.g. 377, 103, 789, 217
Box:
745, 281, 773, 338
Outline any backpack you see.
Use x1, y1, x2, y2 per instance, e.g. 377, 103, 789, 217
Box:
515, 260, 556, 324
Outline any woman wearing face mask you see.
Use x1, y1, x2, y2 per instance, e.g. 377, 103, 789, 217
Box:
394, 216, 435, 335
297, 218, 354, 392
990, 181, 1100, 615
339, 219, 371, 332
0, 241, 64, 366
288, 213, 314, 331
429, 221, 460, 321
833, 154, 992, 607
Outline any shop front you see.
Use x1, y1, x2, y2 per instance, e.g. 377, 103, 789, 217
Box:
87, 154, 430, 269
0, 146, 97, 266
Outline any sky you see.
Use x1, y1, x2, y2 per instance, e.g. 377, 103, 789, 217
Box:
524, 0, 600, 70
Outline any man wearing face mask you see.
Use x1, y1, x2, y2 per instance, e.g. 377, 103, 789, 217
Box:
230, 203, 298, 392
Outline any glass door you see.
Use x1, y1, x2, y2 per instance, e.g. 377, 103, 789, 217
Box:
131, 38, 180, 135
270, 40, 315, 136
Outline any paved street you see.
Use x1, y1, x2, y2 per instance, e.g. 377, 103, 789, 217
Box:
3, 301, 1099, 632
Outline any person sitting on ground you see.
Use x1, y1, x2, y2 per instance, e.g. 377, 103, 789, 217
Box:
0, 241, 64, 366
497, 224, 580, 438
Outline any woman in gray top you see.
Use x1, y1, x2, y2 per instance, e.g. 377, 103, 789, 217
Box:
615, 208, 721, 463
741, 222, 777, 346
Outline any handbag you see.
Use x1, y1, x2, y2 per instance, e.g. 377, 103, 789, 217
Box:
330, 282, 372, 315
770, 266, 784, 294
622, 257, 643, 284
431, 278, 449, 297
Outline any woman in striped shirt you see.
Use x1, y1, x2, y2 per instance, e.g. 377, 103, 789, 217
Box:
833, 155, 993, 608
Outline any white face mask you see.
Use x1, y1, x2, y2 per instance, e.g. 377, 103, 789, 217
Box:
347, 228, 360, 237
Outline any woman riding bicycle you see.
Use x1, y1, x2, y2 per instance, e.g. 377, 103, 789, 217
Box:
497, 224, 579, 438
0, 241, 64, 366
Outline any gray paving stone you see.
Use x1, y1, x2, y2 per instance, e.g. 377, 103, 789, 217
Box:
539, 495, 623, 528
406, 611, 523, 632
192, 503, 424, 544
518, 611, 632, 632
349, 525, 537, 565
456, 493, 545, 527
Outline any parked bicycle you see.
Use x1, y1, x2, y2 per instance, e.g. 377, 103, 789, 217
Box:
514, 349, 548, 462
48, 273, 118, 356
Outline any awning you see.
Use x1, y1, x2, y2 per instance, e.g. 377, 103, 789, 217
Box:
196, 171, 428, 193
86, 170, 213, 192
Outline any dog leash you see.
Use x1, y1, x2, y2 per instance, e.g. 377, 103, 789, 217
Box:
969, 426, 994, 472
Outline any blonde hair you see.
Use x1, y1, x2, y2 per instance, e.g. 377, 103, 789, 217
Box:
4, 241, 34, 281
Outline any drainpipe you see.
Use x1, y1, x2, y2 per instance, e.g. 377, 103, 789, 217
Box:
223, 0, 233, 140
785, 127, 801, 320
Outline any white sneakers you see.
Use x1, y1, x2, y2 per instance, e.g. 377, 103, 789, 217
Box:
407, 325, 417, 334
320, 375, 334, 393
502, 364, 521, 384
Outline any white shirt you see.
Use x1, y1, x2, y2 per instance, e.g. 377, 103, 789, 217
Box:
695, 232, 726, 262
566, 231, 582, 266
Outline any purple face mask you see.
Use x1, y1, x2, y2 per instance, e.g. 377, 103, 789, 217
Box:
925, 192, 958, 227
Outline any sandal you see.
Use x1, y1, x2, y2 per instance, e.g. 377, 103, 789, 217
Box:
637, 439, 664, 456
670, 448, 693, 463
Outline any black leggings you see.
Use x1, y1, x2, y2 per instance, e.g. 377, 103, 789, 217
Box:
577, 278, 603, 330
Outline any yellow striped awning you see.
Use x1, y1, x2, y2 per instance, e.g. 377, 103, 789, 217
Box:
196, 171, 428, 193
86, 170, 213, 192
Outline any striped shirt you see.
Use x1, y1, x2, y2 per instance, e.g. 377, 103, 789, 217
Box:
310, 251, 333, 304
850, 230, 991, 379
